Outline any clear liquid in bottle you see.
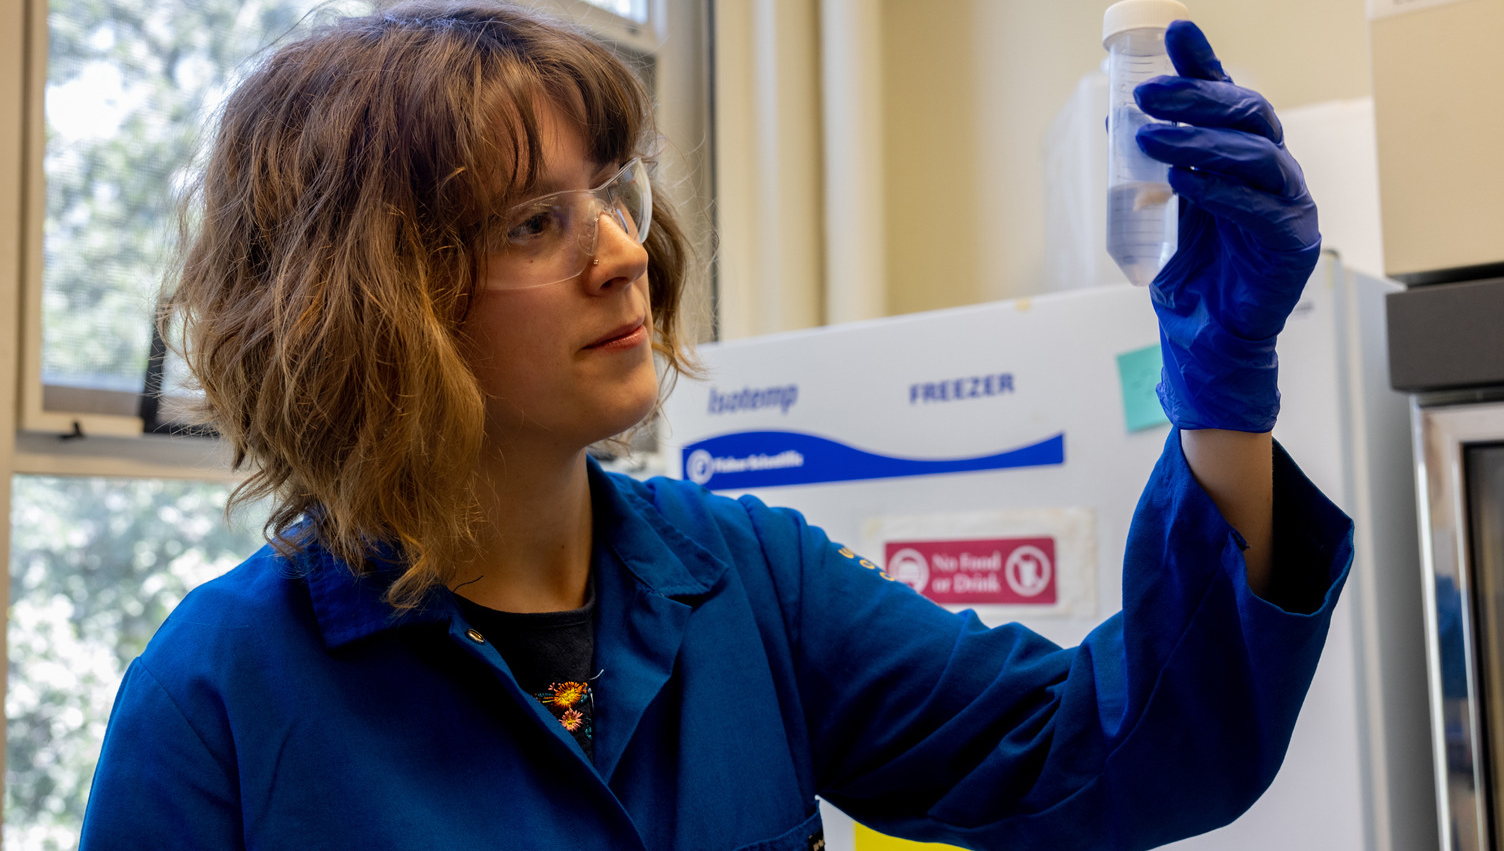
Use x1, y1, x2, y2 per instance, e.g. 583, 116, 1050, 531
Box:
1106, 181, 1177, 287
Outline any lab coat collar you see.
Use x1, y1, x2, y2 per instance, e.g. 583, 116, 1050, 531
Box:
305, 458, 730, 652
585, 455, 730, 601
304, 536, 453, 650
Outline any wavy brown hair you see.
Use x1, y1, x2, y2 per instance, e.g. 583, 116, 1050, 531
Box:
167, 1, 696, 610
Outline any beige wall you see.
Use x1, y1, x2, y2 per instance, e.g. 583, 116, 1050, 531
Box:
882, 0, 1374, 313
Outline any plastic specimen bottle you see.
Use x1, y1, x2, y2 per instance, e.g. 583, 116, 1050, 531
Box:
1103, 0, 1188, 286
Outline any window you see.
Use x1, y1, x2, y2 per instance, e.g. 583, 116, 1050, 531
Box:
579, 0, 648, 25
27, 0, 706, 434
6, 476, 266, 850
33, 0, 377, 433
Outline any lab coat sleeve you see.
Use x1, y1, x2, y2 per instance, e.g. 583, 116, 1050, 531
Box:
79, 659, 244, 851
739, 428, 1352, 850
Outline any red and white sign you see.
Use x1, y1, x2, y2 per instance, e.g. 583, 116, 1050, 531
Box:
884, 537, 1057, 605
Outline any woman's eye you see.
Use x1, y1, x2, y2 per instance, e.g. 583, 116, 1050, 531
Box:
504, 207, 563, 247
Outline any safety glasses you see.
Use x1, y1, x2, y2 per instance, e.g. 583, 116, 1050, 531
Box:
484, 158, 652, 290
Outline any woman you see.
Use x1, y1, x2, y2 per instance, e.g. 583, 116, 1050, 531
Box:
80, 3, 1352, 850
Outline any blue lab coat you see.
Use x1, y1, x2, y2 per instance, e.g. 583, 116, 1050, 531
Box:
79, 430, 1352, 850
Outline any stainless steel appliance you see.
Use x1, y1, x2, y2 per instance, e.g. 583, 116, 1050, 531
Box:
1392, 277, 1504, 851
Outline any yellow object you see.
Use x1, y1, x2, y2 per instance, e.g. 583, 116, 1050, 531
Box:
853, 823, 965, 850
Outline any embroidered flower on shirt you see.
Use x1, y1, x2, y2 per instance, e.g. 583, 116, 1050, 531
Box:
531, 681, 594, 742
543, 681, 588, 709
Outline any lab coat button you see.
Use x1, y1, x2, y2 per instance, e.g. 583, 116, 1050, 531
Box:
465, 628, 485, 644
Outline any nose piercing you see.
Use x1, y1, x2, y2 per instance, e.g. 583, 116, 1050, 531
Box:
593, 259, 600, 266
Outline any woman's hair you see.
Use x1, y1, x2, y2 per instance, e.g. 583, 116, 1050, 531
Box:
167, 0, 697, 610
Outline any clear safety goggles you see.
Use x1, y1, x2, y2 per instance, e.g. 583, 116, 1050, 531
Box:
484, 157, 653, 289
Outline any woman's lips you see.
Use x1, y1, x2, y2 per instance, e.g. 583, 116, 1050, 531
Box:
586, 321, 647, 351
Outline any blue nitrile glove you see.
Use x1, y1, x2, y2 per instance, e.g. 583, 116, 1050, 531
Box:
1134, 20, 1321, 433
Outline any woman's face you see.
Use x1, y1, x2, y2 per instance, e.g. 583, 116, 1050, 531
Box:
464, 101, 657, 455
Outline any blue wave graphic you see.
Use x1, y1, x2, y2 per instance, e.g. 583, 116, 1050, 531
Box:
681, 430, 1064, 490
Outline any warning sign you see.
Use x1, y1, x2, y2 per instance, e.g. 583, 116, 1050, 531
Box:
884, 537, 1057, 605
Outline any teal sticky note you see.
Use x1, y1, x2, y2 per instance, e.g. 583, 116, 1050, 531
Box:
1116, 345, 1170, 433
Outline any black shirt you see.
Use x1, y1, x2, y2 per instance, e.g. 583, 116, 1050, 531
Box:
453, 579, 597, 758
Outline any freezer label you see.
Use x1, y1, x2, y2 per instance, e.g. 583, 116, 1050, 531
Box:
909, 372, 1014, 405
680, 431, 1064, 489
707, 384, 800, 415
885, 537, 1057, 605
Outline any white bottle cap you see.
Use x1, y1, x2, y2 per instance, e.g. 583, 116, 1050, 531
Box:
1103, 0, 1190, 46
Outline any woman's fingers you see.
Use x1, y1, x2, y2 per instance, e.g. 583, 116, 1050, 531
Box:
1137, 124, 1300, 196
1167, 167, 1320, 251
1135, 77, 1283, 143
1164, 19, 1231, 82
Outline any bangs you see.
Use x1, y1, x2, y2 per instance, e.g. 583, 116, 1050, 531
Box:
466, 37, 650, 228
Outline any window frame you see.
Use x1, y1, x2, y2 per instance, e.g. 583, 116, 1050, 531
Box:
14, 0, 710, 461
18, 0, 185, 441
